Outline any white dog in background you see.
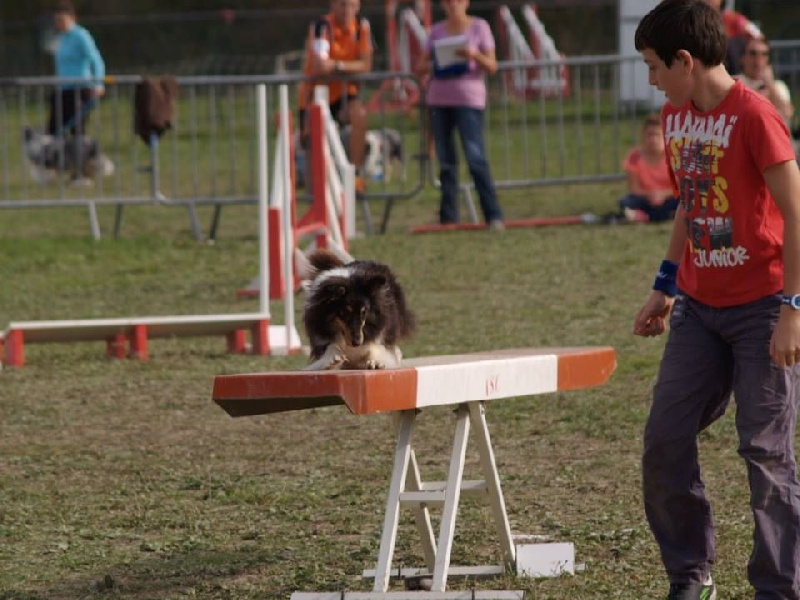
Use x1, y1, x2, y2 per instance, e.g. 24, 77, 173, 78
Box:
294, 127, 406, 189
23, 127, 114, 185
363, 127, 406, 183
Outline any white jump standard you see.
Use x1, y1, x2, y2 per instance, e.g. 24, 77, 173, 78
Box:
213, 346, 617, 599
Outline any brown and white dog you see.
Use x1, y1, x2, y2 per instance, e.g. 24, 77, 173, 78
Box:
301, 249, 415, 371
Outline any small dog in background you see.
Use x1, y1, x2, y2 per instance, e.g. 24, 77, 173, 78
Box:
363, 127, 405, 183
23, 127, 114, 185
295, 127, 406, 189
301, 248, 415, 371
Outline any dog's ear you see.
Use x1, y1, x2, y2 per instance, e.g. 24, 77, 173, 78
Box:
309, 248, 345, 273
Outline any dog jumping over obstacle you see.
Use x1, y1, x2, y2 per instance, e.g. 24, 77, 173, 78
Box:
301, 248, 415, 371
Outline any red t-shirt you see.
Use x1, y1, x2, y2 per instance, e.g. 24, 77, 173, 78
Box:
662, 80, 795, 307
623, 147, 672, 193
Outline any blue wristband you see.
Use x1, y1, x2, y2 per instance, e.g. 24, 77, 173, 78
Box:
652, 260, 679, 297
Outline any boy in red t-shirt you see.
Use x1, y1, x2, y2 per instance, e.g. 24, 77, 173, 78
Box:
618, 113, 679, 222
634, 1, 800, 599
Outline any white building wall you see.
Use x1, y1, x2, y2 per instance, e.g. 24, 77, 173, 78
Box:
618, 0, 666, 109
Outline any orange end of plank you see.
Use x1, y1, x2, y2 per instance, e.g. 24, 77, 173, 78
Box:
557, 347, 616, 391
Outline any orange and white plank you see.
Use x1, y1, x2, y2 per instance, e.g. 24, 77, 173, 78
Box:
213, 346, 616, 599
212, 346, 616, 417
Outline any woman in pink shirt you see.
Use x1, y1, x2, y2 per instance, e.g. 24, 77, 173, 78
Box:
618, 113, 678, 223
416, 0, 504, 229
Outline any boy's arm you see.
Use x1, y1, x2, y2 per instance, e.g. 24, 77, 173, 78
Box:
633, 205, 687, 337
764, 159, 800, 367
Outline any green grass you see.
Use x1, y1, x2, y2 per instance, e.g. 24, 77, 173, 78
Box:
0, 172, 767, 600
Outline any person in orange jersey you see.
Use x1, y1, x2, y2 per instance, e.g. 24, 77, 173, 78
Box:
298, 0, 373, 196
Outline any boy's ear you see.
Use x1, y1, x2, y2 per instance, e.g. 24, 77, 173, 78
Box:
675, 49, 693, 71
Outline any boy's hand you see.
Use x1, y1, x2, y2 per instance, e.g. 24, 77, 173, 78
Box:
633, 291, 674, 337
770, 309, 800, 367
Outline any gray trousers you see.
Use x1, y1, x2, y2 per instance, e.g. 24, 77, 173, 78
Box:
643, 294, 800, 599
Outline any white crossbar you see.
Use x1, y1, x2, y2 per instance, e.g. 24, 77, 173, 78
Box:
4, 314, 301, 352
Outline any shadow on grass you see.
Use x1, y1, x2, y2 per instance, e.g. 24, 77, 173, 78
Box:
19, 546, 308, 599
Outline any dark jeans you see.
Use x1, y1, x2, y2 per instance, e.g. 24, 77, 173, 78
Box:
47, 88, 93, 137
619, 193, 679, 222
643, 294, 800, 598
429, 105, 503, 224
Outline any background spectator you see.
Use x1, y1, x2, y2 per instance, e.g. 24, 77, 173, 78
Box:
736, 36, 794, 130
616, 113, 678, 223
703, 0, 762, 75
47, 0, 105, 137
416, 0, 504, 230
297, 0, 373, 196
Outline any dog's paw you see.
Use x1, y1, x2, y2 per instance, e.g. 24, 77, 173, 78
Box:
363, 359, 385, 370
324, 353, 348, 370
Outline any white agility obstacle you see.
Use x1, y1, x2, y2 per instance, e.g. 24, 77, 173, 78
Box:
367, 0, 431, 114
213, 346, 617, 599
495, 4, 570, 100
1, 84, 302, 368
238, 85, 356, 300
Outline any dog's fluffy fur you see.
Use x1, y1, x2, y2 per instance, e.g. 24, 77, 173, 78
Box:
23, 127, 114, 184
301, 249, 415, 371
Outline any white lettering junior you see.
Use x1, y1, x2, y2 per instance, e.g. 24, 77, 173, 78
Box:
692, 246, 750, 268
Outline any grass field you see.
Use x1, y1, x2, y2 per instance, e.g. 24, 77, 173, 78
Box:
0, 171, 767, 600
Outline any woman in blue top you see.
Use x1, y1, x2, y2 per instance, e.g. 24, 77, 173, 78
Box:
48, 0, 105, 137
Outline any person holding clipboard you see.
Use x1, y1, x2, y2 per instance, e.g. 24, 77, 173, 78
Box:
416, 0, 504, 230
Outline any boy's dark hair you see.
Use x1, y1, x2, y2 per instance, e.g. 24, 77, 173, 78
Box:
53, 0, 75, 15
635, 0, 726, 68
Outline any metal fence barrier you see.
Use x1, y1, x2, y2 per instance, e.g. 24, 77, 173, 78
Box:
0, 72, 427, 240
2, 44, 798, 237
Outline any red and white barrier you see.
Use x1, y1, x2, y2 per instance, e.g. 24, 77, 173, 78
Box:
238, 85, 355, 300
495, 4, 570, 100
0, 84, 302, 368
367, 0, 431, 114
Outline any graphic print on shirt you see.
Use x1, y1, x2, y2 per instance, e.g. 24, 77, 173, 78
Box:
664, 111, 746, 270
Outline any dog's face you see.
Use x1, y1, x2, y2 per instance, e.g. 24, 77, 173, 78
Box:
306, 270, 388, 348
22, 128, 55, 166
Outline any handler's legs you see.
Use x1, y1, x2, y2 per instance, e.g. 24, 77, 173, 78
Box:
728, 296, 800, 599
642, 296, 733, 584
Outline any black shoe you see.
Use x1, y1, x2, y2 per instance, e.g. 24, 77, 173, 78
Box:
667, 579, 717, 600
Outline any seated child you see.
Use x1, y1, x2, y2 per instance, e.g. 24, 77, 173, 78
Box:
617, 113, 678, 223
